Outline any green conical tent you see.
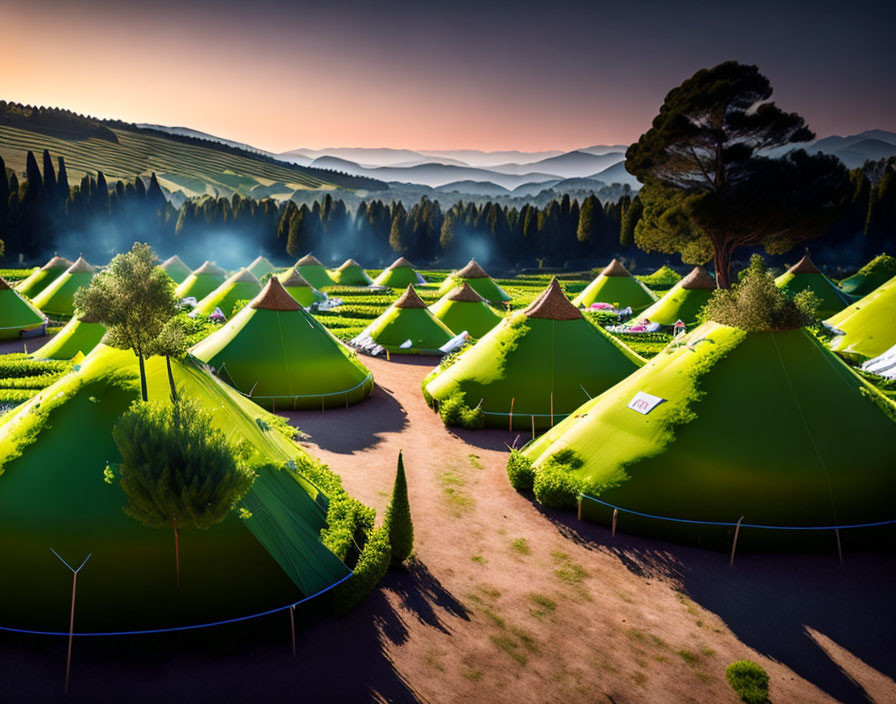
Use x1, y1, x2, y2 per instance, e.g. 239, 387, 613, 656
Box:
277, 267, 327, 307
330, 259, 374, 286
174, 261, 228, 302
437, 260, 511, 303
839, 254, 896, 298
247, 255, 278, 280
191, 278, 373, 410
775, 254, 849, 319
195, 269, 262, 318
15, 256, 72, 298
160, 255, 192, 284
0, 344, 351, 631
31, 310, 104, 360
354, 285, 454, 355
572, 259, 656, 312
0, 277, 47, 340
637, 267, 716, 327
295, 254, 336, 290
426, 279, 643, 429
32, 256, 97, 319
827, 273, 896, 359
373, 257, 421, 288
520, 321, 896, 538
429, 282, 504, 338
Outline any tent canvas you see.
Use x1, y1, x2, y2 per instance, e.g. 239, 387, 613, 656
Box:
827, 273, 896, 359
15, 256, 72, 299
839, 254, 896, 298
437, 260, 511, 303
174, 261, 228, 302
160, 255, 192, 284
373, 257, 420, 288
32, 256, 97, 319
295, 254, 336, 290
330, 259, 374, 286
247, 255, 278, 280
354, 285, 454, 355
0, 277, 47, 340
426, 279, 643, 429
194, 269, 262, 318
572, 259, 656, 312
522, 321, 896, 533
0, 344, 350, 631
191, 278, 373, 409
636, 267, 716, 326
31, 311, 104, 359
429, 283, 504, 338
774, 254, 849, 319
277, 267, 327, 307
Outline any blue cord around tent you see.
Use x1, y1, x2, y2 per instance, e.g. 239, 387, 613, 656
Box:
0, 572, 352, 637
579, 494, 896, 531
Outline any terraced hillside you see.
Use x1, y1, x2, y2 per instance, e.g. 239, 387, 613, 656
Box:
0, 122, 383, 199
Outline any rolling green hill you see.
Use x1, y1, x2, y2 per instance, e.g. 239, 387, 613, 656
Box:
0, 102, 385, 199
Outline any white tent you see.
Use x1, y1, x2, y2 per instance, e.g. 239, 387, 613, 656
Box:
861, 343, 896, 380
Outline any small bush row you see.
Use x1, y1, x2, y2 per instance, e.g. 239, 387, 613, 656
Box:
0, 358, 71, 378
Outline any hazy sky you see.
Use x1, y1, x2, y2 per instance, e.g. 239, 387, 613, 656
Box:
2, 0, 894, 153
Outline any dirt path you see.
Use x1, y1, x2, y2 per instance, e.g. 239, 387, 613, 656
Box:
283, 354, 896, 704
2, 342, 894, 703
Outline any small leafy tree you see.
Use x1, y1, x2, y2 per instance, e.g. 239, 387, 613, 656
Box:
75, 242, 178, 401
146, 316, 192, 402
385, 451, 414, 566
112, 398, 256, 587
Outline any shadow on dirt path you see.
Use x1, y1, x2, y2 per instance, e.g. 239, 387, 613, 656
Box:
542, 506, 896, 704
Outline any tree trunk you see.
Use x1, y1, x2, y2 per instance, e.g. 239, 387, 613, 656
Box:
165, 356, 178, 403
137, 354, 148, 402
173, 518, 180, 589
713, 245, 733, 289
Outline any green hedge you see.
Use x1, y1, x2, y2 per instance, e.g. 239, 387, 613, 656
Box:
506, 450, 535, 493
725, 661, 770, 704
0, 359, 71, 378
438, 392, 485, 429
331, 525, 391, 614
531, 450, 584, 509
0, 268, 36, 282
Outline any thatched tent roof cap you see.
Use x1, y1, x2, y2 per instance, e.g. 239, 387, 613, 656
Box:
388, 256, 415, 270
67, 257, 97, 274
455, 260, 489, 279
280, 267, 313, 288
601, 258, 631, 277
251, 277, 301, 311
394, 284, 427, 309
162, 255, 188, 269
338, 259, 363, 270
523, 278, 582, 320
788, 254, 821, 275
41, 256, 73, 271
229, 268, 261, 285
193, 261, 227, 276
249, 255, 273, 267
445, 282, 486, 303
680, 266, 717, 290
297, 254, 323, 267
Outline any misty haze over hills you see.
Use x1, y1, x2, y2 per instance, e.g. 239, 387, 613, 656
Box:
85, 124, 896, 199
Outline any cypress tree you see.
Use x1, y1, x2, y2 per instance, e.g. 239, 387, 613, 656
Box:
385, 451, 413, 566
56, 157, 69, 203
42, 150, 56, 192
0, 155, 8, 226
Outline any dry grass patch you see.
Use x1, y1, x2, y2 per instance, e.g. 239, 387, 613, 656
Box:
441, 470, 474, 515
510, 537, 531, 555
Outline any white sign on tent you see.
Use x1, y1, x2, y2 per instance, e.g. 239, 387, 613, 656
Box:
627, 391, 665, 415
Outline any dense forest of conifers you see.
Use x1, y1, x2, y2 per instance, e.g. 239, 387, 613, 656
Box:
1, 148, 894, 271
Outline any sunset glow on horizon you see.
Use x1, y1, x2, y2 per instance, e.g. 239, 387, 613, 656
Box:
3, 0, 894, 153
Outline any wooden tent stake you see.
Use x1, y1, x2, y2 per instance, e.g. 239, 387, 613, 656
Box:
50, 550, 91, 695
509, 398, 514, 431
835, 528, 843, 565
550, 393, 554, 427
531, 415, 535, 439
289, 605, 296, 657
729, 516, 744, 567
577, 496, 582, 521
612, 508, 619, 537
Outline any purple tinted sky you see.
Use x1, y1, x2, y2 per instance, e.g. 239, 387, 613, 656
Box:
3, 0, 894, 151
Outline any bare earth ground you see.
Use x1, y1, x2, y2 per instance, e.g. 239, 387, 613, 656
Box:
1, 337, 895, 703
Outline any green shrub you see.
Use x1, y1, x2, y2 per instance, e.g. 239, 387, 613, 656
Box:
332, 524, 391, 614
533, 451, 583, 509
725, 661, 770, 704
385, 451, 414, 566
702, 255, 812, 331
506, 450, 535, 493
438, 392, 484, 429
0, 358, 70, 378
637, 265, 682, 288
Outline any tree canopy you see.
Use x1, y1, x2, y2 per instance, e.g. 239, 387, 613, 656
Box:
626, 61, 850, 287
